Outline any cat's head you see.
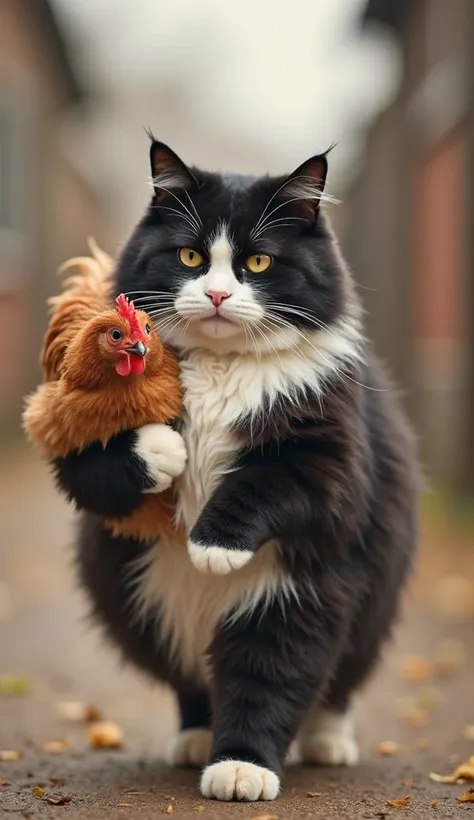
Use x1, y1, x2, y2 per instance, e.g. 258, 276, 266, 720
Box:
115, 140, 361, 357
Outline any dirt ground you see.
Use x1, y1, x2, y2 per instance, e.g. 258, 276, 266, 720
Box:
1, 446, 474, 819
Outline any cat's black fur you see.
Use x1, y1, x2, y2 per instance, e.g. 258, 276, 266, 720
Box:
53, 141, 419, 796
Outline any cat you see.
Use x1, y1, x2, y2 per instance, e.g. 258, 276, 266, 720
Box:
52, 138, 419, 802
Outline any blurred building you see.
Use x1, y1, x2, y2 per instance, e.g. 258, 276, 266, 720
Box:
343, 0, 474, 496
0, 0, 107, 435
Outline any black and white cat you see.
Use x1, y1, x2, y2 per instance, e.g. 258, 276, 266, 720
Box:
54, 140, 418, 802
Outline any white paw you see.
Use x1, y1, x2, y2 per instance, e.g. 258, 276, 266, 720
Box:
200, 760, 280, 802
300, 733, 359, 766
165, 729, 212, 768
133, 424, 187, 493
187, 542, 254, 575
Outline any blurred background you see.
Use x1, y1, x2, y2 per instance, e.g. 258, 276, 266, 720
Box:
0, 0, 473, 801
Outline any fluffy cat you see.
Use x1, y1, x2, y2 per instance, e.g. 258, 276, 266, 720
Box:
53, 139, 418, 802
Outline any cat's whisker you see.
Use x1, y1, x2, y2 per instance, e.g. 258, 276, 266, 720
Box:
251, 218, 305, 240
152, 184, 201, 234
265, 312, 387, 394
154, 205, 200, 236
183, 189, 203, 230
251, 176, 302, 236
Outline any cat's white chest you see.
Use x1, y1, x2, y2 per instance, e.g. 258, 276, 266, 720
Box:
175, 350, 255, 531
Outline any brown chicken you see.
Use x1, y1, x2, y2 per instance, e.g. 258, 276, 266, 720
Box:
23, 244, 184, 544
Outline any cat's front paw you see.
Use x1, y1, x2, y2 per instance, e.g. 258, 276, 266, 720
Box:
200, 760, 280, 801
133, 424, 187, 493
187, 541, 254, 575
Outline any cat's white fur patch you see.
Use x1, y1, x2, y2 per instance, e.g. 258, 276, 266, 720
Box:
132, 539, 296, 683
299, 708, 359, 766
165, 728, 212, 768
188, 542, 254, 575
132, 423, 187, 493
200, 760, 280, 801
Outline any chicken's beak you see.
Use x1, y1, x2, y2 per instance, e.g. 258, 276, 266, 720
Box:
124, 340, 147, 357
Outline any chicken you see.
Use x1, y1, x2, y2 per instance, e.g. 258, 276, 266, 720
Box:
23, 247, 185, 544
41, 238, 114, 382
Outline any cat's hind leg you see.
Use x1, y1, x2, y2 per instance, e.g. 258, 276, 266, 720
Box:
165, 690, 213, 768
299, 703, 359, 766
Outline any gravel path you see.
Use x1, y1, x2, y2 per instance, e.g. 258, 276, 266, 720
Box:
1, 448, 473, 819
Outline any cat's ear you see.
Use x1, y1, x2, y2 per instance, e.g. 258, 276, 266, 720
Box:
280, 153, 331, 220
149, 140, 198, 203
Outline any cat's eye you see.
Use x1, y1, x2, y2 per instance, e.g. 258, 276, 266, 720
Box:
178, 248, 204, 268
244, 254, 272, 274
108, 327, 124, 343
145, 323, 151, 335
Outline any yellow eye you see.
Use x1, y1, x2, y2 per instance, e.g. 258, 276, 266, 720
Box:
245, 254, 272, 274
178, 248, 204, 268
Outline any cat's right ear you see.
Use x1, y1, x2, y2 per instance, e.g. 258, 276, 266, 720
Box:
149, 140, 198, 203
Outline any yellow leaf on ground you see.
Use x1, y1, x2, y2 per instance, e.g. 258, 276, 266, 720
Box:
387, 795, 411, 807
42, 738, 69, 754
375, 740, 399, 756
87, 721, 123, 749
457, 789, 474, 803
0, 750, 22, 761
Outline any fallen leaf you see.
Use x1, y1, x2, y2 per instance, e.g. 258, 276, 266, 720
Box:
401, 654, 431, 683
87, 721, 123, 749
117, 803, 135, 808
417, 687, 442, 711
463, 725, 474, 741
45, 795, 72, 806
122, 789, 144, 795
429, 772, 457, 784
307, 791, 322, 797
56, 701, 102, 724
166, 806, 174, 814
434, 576, 474, 621
457, 788, 474, 803
387, 795, 411, 807
0, 675, 31, 696
48, 778, 67, 788
252, 816, 279, 820
194, 808, 205, 814
454, 761, 474, 781
375, 740, 399, 756
42, 739, 69, 755
435, 638, 467, 678
404, 779, 414, 788
32, 786, 45, 798
0, 750, 22, 761
429, 801, 437, 808
0, 781, 7, 787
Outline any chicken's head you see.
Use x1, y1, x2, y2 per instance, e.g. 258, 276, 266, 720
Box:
98, 294, 152, 377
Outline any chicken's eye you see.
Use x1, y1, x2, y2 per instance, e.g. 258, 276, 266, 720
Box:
108, 328, 124, 343
145, 323, 151, 335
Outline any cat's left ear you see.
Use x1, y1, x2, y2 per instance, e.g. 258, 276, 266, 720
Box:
281, 153, 329, 220
149, 140, 199, 203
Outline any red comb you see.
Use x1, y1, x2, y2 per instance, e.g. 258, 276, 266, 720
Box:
115, 294, 141, 339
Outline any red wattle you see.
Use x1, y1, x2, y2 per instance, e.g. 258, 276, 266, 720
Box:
115, 353, 132, 376
130, 356, 146, 375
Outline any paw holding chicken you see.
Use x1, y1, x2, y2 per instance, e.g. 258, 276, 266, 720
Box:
23, 244, 186, 543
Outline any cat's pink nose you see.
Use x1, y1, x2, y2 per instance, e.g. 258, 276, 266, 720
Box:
206, 290, 230, 307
